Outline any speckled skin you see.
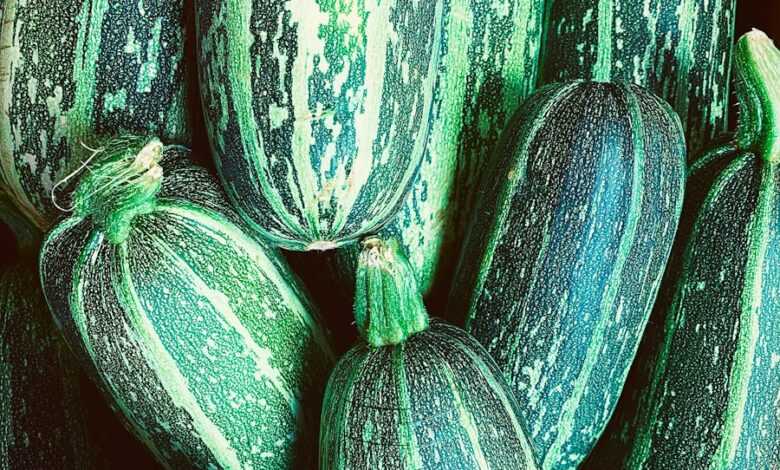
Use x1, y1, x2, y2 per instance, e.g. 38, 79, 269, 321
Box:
320, 320, 539, 470
334, 0, 545, 305
0, 0, 190, 231
540, 0, 736, 158
40, 146, 335, 469
196, 0, 442, 251
450, 81, 686, 469
587, 31, 780, 470
0, 261, 96, 470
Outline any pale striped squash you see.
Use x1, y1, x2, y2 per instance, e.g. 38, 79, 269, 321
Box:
196, 0, 442, 251
40, 137, 335, 469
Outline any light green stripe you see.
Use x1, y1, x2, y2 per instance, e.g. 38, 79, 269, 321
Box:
543, 86, 646, 468
672, 0, 698, 131
710, 163, 773, 468
158, 203, 335, 363
440, 361, 490, 469
394, 345, 424, 469
69, 0, 108, 149
119, 243, 243, 470
592, 0, 613, 82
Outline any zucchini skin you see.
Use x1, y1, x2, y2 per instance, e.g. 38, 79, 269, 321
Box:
0, 0, 191, 230
40, 147, 335, 469
196, 0, 442, 251
540, 0, 736, 157
450, 81, 686, 469
612, 154, 780, 469
320, 320, 539, 469
0, 261, 95, 470
378, 0, 545, 298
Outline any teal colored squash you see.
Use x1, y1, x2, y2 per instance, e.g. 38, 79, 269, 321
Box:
320, 238, 539, 469
450, 81, 686, 469
40, 136, 336, 469
539, 0, 736, 157
0, 0, 191, 230
588, 30, 780, 470
196, 0, 442, 251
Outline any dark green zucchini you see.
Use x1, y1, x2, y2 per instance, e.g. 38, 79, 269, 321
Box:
450, 81, 686, 469
320, 237, 539, 469
40, 136, 335, 469
540, 0, 736, 157
0, 0, 191, 230
196, 0, 442, 251
588, 29, 780, 470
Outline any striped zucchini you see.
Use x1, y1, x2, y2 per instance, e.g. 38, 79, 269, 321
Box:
376, 0, 544, 299
40, 136, 336, 469
0, 0, 191, 231
320, 237, 539, 469
196, 0, 442, 251
592, 30, 780, 470
540, 0, 736, 157
450, 81, 686, 469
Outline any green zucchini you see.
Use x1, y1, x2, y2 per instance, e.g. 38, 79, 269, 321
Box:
589, 29, 780, 470
196, 0, 442, 251
450, 81, 686, 469
377, 0, 545, 299
0, 0, 191, 231
539, 0, 736, 157
40, 136, 336, 469
320, 237, 539, 469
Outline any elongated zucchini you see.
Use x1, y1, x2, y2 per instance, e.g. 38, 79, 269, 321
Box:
40, 136, 335, 469
450, 81, 686, 469
196, 0, 442, 251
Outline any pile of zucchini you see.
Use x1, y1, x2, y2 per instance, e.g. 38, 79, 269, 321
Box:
0, 1, 776, 469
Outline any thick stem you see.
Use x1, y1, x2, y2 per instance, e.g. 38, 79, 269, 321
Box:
734, 29, 780, 163
72, 135, 164, 244
354, 237, 429, 347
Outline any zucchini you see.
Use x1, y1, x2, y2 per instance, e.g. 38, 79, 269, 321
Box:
450, 81, 686, 469
539, 0, 736, 157
0, 0, 191, 231
377, 0, 545, 298
320, 237, 539, 469
40, 136, 336, 469
592, 30, 780, 470
196, 0, 442, 251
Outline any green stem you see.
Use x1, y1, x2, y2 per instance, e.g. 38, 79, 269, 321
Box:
734, 29, 780, 163
354, 237, 429, 347
71, 135, 164, 244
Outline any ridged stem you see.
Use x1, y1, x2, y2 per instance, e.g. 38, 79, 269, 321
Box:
354, 237, 429, 347
734, 29, 780, 163
72, 135, 164, 244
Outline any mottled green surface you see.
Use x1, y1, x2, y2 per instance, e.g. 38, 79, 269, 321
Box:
321, 321, 540, 470
372, 0, 544, 300
41, 143, 335, 469
0, 261, 95, 470
587, 30, 780, 470
450, 81, 686, 469
540, 0, 736, 157
0, 0, 190, 230
196, 0, 441, 251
